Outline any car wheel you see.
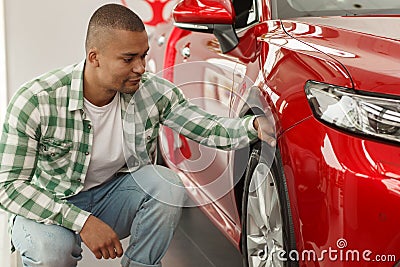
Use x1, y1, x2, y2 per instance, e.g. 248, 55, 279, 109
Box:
242, 142, 297, 267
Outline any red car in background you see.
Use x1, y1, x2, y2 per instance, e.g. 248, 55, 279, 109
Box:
146, 0, 400, 266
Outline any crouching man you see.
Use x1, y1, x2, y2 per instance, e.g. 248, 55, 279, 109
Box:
0, 3, 275, 267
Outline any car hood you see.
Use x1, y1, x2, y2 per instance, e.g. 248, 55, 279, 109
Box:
282, 16, 400, 96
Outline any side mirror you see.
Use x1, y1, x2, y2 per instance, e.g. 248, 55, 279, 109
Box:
173, 0, 239, 53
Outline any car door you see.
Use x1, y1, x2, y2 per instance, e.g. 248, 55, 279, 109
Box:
155, 20, 242, 224
155, 0, 262, 231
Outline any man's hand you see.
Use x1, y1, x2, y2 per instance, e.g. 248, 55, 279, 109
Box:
253, 116, 276, 147
79, 215, 123, 259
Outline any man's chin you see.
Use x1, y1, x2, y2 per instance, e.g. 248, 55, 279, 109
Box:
121, 84, 140, 94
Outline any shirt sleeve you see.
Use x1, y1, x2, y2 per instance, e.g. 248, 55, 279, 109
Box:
160, 85, 259, 150
0, 88, 90, 233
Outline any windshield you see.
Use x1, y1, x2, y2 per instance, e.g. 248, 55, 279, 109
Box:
275, 0, 400, 19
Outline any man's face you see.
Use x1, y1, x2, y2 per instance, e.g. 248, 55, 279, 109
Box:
95, 29, 149, 94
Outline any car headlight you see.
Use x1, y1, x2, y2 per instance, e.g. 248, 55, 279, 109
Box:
305, 80, 400, 144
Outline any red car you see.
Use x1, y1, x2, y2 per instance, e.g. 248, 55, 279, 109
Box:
146, 0, 400, 266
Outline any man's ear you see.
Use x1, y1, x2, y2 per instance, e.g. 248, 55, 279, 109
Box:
87, 48, 100, 67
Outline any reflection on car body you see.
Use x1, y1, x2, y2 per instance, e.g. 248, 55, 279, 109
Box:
147, 0, 400, 266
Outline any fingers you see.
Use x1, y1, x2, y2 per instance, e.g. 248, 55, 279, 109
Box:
100, 247, 111, 259
80, 215, 124, 260
114, 240, 124, 258
254, 116, 276, 147
260, 132, 276, 147
93, 250, 102, 259
108, 246, 117, 259
100, 237, 122, 259
94, 239, 122, 259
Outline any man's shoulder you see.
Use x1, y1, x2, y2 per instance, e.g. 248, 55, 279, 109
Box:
141, 72, 174, 89
19, 63, 79, 96
139, 72, 183, 99
7, 62, 82, 111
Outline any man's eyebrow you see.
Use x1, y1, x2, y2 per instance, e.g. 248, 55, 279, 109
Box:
121, 48, 150, 57
121, 52, 138, 57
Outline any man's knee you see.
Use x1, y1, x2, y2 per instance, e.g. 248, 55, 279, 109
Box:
12, 216, 82, 267
132, 165, 187, 207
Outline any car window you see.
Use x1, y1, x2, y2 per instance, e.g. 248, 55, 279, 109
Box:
273, 0, 400, 19
233, 0, 258, 28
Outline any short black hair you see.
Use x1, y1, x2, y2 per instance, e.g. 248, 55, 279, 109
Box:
85, 3, 145, 52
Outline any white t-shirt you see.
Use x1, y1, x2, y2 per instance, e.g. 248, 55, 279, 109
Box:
82, 92, 125, 191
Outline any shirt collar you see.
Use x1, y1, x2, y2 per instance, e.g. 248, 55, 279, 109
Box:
67, 61, 149, 112
68, 60, 85, 111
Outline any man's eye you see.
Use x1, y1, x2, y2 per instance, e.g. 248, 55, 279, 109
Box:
123, 58, 133, 63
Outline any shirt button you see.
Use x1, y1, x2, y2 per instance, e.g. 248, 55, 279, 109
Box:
85, 152, 89, 156
147, 135, 151, 140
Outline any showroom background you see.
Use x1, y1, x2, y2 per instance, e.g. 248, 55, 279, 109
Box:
0, 0, 177, 266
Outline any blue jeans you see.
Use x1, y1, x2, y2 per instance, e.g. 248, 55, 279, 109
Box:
11, 165, 186, 267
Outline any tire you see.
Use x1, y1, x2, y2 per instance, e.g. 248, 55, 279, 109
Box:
241, 142, 298, 267
156, 137, 166, 166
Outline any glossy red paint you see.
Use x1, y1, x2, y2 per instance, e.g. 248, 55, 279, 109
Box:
147, 0, 400, 265
280, 117, 400, 266
281, 18, 400, 94
173, 0, 235, 24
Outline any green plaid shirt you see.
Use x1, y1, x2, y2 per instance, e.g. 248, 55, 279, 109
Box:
0, 60, 258, 236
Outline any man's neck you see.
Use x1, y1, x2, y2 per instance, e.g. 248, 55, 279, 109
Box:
83, 66, 116, 107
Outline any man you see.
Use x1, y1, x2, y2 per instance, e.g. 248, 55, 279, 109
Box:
0, 3, 275, 267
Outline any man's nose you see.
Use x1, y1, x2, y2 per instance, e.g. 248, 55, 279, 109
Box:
132, 59, 145, 74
